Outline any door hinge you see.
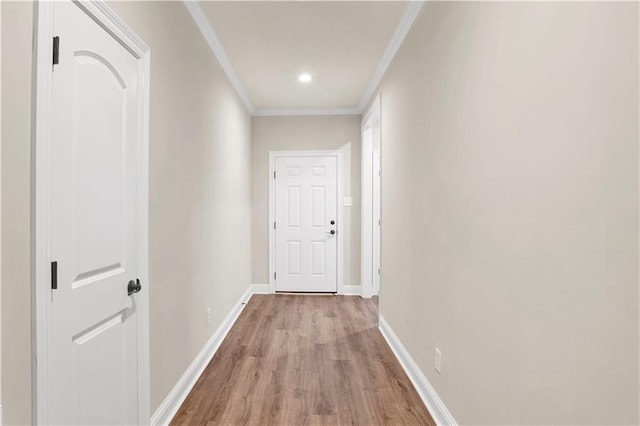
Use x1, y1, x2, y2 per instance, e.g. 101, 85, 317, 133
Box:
378, 268, 381, 276
378, 219, 381, 226
51, 261, 58, 290
274, 171, 276, 179
52, 36, 60, 65
274, 221, 276, 230
274, 272, 277, 280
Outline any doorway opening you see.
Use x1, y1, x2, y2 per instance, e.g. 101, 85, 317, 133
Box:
361, 95, 381, 298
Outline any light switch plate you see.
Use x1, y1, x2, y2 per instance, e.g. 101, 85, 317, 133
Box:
344, 197, 353, 207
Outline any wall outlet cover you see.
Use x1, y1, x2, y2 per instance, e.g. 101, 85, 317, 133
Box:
435, 347, 442, 374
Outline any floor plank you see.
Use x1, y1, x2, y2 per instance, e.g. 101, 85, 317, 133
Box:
171, 295, 435, 425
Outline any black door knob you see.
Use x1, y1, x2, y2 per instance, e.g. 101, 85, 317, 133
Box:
330, 220, 335, 225
128, 279, 142, 295
330, 230, 336, 235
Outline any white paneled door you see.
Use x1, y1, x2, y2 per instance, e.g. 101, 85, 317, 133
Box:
49, 2, 142, 424
274, 155, 338, 292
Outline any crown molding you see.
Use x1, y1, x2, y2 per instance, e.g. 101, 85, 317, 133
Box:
183, 1, 255, 114
184, 0, 424, 117
357, 1, 425, 113
253, 107, 360, 117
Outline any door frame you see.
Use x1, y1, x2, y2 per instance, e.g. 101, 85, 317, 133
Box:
361, 94, 381, 298
32, 1, 151, 424
269, 150, 344, 294
372, 151, 381, 295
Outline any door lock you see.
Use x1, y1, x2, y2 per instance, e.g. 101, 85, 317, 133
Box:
329, 229, 336, 235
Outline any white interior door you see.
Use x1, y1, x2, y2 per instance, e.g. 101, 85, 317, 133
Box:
50, 2, 142, 424
274, 155, 338, 292
372, 151, 381, 294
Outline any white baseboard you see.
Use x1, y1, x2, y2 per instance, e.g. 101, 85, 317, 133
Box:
249, 284, 270, 294
251, 283, 362, 296
379, 315, 457, 426
341, 285, 362, 296
0, 402, 3, 426
150, 285, 255, 425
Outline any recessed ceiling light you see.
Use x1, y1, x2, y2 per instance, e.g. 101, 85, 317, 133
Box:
298, 73, 312, 83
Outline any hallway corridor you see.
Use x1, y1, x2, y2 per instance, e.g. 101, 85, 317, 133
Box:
172, 295, 434, 425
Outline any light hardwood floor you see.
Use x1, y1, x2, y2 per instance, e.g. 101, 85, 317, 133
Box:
171, 294, 435, 425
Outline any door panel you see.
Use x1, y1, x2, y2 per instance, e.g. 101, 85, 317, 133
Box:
311, 186, 325, 227
275, 155, 338, 292
72, 51, 126, 287
72, 316, 127, 425
287, 241, 302, 275
50, 2, 140, 424
287, 186, 301, 227
311, 241, 326, 276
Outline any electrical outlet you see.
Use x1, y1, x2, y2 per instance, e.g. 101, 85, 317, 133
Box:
434, 347, 442, 374
206, 308, 211, 326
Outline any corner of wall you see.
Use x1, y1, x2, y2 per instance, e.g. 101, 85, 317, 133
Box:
151, 284, 259, 426
342, 285, 362, 296
379, 315, 457, 426
249, 284, 270, 295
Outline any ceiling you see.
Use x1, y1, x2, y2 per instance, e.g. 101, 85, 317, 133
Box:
196, 1, 410, 114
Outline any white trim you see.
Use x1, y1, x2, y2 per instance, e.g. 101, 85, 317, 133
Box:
360, 94, 381, 299
371, 150, 381, 295
361, 93, 381, 129
357, 1, 425, 113
269, 150, 344, 295
0, 2, 2, 421
151, 285, 256, 426
182, 1, 255, 114
379, 316, 457, 426
32, 4, 55, 422
32, 1, 151, 424
183, 1, 423, 117
341, 285, 362, 296
254, 108, 360, 117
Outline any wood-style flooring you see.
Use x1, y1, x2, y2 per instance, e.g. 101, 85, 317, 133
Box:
171, 294, 435, 425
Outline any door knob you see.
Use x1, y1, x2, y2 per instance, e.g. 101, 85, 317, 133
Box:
127, 279, 142, 296
330, 220, 335, 225
329, 230, 336, 235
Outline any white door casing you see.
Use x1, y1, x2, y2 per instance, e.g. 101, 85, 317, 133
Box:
361, 94, 381, 299
269, 151, 344, 293
33, 1, 150, 424
372, 151, 381, 295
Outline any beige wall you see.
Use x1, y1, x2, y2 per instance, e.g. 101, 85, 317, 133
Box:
1, 1, 252, 423
374, 2, 639, 424
251, 116, 361, 287
1, 2, 34, 424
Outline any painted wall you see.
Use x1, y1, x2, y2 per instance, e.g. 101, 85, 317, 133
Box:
1, 1, 252, 422
1, 2, 33, 423
251, 115, 361, 288
374, 2, 639, 424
